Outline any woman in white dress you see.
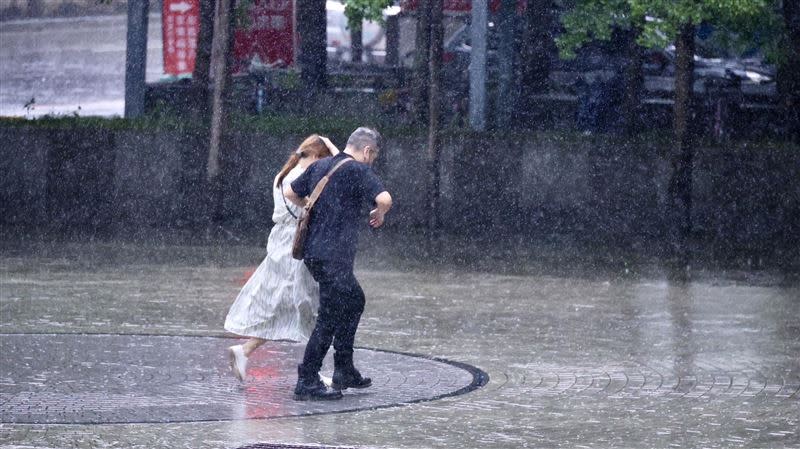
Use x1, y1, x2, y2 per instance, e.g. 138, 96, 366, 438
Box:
224, 134, 338, 382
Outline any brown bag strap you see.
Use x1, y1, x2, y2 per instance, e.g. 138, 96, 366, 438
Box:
305, 158, 352, 212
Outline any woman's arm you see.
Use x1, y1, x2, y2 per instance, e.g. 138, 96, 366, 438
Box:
283, 184, 306, 208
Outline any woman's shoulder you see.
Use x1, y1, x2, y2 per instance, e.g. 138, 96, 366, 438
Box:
277, 165, 305, 186
288, 164, 305, 178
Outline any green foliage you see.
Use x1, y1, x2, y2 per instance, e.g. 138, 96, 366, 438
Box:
557, 0, 631, 59
557, 0, 784, 62
702, 1, 786, 64
342, 0, 393, 31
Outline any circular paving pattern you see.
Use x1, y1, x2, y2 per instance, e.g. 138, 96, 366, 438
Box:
505, 360, 800, 400
0, 334, 487, 424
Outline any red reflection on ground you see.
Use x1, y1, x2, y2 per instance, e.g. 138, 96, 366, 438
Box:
236, 267, 257, 287
243, 365, 283, 418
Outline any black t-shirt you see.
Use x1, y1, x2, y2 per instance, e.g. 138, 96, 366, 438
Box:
291, 153, 386, 265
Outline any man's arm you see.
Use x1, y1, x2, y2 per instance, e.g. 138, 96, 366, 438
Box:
283, 184, 306, 208
369, 191, 392, 228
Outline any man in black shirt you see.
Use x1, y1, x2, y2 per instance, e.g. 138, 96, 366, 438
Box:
285, 127, 392, 401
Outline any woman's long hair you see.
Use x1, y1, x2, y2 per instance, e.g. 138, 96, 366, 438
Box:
275, 134, 334, 188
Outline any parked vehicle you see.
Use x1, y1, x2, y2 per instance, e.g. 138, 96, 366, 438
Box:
642, 45, 775, 97
402, 19, 776, 97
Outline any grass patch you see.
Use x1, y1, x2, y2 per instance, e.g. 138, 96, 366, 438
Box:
1, 114, 796, 152
230, 113, 422, 138
0, 114, 193, 132
0, 111, 420, 137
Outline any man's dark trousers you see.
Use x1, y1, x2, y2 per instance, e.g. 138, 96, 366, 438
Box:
298, 258, 365, 379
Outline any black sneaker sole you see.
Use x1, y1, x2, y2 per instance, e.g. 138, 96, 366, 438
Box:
293, 392, 343, 401
331, 380, 372, 391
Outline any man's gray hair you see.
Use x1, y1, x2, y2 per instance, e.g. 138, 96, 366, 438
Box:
346, 127, 382, 152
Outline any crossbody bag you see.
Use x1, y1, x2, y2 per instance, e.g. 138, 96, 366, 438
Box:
291, 158, 352, 260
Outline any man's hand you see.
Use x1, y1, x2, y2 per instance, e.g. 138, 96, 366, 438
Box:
369, 191, 392, 228
369, 208, 385, 228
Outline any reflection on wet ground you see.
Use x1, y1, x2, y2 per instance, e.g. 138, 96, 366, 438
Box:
0, 236, 798, 448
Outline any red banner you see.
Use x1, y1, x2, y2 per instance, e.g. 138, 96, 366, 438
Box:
233, 0, 296, 71
161, 0, 295, 77
162, 0, 200, 75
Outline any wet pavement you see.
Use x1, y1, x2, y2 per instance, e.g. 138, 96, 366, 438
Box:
0, 15, 164, 117
0, 237, 798, 448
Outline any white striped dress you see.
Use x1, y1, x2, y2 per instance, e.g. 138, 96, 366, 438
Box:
224, 165, 319, 342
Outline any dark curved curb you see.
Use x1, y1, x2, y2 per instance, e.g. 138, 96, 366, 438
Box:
366, 346, 490, 403
1, 333, 489, 425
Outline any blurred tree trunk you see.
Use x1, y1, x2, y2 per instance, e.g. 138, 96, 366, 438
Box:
385, 14, 400, 65
520, 0, 555, 112
780, 0, 800, 142
297, 0, 328, 90
28, 0, 44, 17
494, 0, 516, 128
193, 0, 215, 85
351, 22, 363, 63
413, 0, 431, 125
621, 22, 644, 135
427, 0, 443, 231
208, 0, 234, 179
668, 23, 695, 261
207, 0, 236, 231
124, 0, 149, 118
192, 0, 215, 118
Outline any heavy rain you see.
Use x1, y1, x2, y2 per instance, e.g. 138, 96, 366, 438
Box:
1, 0, 798, 448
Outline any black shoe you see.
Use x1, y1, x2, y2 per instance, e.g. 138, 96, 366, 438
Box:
331, 368, 372, 390
293, 376, 343, 401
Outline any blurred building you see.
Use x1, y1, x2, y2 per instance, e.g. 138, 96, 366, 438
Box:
0, 0, 132, 20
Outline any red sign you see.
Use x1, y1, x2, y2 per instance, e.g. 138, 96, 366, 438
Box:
162, 0, 200, 75
161, 0, 295, 76
233, 0, 296, 71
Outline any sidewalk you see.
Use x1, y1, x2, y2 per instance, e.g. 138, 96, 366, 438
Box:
1, 239, 798, 448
